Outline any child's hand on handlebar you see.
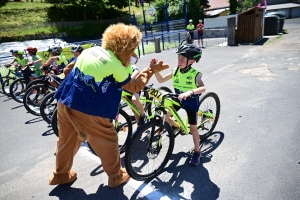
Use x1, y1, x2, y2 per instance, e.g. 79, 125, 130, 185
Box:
178, 91, 193, 101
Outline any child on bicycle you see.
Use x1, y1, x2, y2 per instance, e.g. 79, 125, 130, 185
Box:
49, 45, 83, 88
42, 45, 68, 74
153, 44, 205, 166
6, 49, 22, 67
26, 46, 43, 81
124, 53, 146, 126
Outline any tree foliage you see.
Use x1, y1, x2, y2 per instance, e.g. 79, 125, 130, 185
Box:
0, 0, 7, 8
47, 0, 128, 20
154, 0, 209, 23
240, 0, 260, 11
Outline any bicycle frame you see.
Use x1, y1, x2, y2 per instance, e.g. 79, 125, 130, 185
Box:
148, 87, 215, 136
121, 90, 154, 120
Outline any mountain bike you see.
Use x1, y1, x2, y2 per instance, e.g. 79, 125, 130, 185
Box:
124, 87, 220, 181
1, 64, 23, 97
87, 84, 172, 154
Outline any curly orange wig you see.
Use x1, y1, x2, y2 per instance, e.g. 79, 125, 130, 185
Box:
102, 23, 142, 67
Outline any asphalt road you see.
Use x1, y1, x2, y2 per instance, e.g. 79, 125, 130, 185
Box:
0, 18, 299, 200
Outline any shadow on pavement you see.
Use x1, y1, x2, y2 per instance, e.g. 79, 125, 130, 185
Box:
25, 116, 44, 124
49, 182, 128, 200
42, 128, 55, 136
129, 131, 224, 199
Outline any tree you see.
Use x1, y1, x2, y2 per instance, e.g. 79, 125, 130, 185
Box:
240, 0, 260, 11
186, 0, 210, 24
229, 0, 239, 14
154, 0, 209, 23
0, 0, 7, 8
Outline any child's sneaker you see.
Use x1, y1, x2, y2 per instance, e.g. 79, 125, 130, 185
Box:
190, 151, 202, 166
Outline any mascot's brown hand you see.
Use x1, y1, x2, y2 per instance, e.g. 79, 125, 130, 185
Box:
149, 60, 169, 74
122, 61, 168, 93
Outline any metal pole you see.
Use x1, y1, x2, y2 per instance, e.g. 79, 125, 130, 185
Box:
166, 0, 169, 32
142, 3, 147, 37
128, 0, 131, 22
184, 0, 187, 26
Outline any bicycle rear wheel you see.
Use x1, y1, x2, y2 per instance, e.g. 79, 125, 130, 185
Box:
9, 78, 26, 103
40, 91, 57, 124
88, 108, 132, 154
125, 119, 175, 181
197, 92, 220, 139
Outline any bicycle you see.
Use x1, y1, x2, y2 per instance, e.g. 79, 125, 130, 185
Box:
1, 64, 23, 97
124, 87, 220, 181
87, 84, 172, 154
51, 83, 172, 154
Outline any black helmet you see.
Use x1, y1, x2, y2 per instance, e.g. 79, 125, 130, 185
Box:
48, 46, 63, 54
174, 44, 202, 63
70, 45, 84, 53
10, 49, 18, 54
91, 43, 101, 47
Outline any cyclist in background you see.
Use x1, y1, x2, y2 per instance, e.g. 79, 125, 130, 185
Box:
26, 46, 43, 81
186, 19, 195, 44
124, 53, 146, 126
6, 49, 22, 66
42, 46, 68, 74
68, 45, 83, 63
152, 44, 205, 166
49, 45, 83, 87
16, 50, 32, 85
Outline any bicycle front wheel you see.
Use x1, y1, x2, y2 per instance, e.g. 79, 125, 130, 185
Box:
1, 78, 15, 97
40, 91, 57, 124
125, 119, 175, 181
9, 78, 26, 103
197, 92, 220, 139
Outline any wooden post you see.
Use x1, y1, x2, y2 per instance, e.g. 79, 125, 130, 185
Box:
227, 16, 236, 46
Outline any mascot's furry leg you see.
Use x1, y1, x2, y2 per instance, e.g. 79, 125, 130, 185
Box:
48, 102, 130, 188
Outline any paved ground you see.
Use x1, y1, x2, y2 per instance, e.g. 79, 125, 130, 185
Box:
0, 18, 299, 200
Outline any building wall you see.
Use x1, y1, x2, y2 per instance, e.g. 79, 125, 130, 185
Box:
261, 0, 292, 6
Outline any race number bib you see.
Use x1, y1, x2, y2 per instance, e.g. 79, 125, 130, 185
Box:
149, 88, 168, 101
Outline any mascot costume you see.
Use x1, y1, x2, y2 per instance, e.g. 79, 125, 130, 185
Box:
48, 23, 169, 188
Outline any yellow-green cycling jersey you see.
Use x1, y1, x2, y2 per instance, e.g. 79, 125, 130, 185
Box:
171, 67, 202, 111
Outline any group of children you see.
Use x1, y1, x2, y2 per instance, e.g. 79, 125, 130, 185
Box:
5, 44, 84, 86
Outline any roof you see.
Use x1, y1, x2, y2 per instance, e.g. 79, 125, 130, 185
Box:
205, 0, 229, 11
